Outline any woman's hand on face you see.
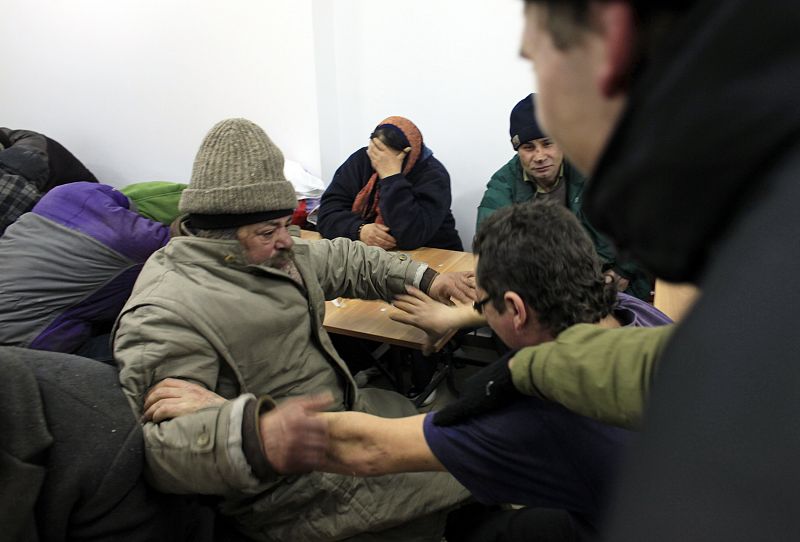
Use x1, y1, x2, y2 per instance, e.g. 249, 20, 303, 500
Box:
367, 137, 410, 179
359, 222, 397, 250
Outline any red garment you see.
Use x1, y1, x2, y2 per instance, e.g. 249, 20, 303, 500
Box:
291, 199, 308, 227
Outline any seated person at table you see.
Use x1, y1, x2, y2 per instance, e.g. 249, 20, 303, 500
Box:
113, 118, 474, 542
143, 200, 672, 539
0, 181, 185, 362
0, 126, 98, 236
476, 94, 652, 300
317, 116, 463, 251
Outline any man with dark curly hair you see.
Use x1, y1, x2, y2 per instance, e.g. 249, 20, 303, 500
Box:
320, 201, 670, 541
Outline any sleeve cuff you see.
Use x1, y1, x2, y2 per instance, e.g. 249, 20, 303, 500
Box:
242, 395, 277, 481
419, 267, 439, 294
353, 221, 366, 241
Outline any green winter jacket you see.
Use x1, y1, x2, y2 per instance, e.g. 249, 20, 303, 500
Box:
113, 233, 468, 542
477, 155, 652, 300
510, 323, 675, 430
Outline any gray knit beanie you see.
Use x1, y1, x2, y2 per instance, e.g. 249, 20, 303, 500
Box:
179, 118, 297, 228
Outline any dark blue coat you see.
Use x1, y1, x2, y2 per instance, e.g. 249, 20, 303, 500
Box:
317, 147, 463, 251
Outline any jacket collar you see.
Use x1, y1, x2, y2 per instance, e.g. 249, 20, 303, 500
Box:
584, 0, 800, 283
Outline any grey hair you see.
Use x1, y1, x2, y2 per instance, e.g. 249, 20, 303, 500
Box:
192, 227, 239, 240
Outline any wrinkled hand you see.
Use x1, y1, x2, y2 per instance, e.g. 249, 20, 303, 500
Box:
390, 286, 465, 355
604, 269, 630, 292
367, 137, 410, 179
428, 271, 477, 304
143, 378, 226, 423
433, 357, 522, 426
260, 395, 332, 474
360, 222, 397, 250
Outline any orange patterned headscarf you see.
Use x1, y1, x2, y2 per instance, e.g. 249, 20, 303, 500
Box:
352, 116, 424, 225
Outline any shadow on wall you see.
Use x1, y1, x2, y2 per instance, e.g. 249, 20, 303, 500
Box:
452, 187, 484, 250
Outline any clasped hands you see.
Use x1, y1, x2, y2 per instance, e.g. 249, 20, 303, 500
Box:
143, 378, 331, 475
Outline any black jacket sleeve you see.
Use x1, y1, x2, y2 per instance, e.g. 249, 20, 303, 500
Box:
379, 155, 453, 250
317, 148, 373, 240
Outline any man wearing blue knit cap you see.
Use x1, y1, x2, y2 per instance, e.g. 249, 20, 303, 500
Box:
477, 93, 651, 300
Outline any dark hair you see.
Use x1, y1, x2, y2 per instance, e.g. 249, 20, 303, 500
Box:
371, 125, 411, 152
473, 200, 616, 335
525, 0, 694, 50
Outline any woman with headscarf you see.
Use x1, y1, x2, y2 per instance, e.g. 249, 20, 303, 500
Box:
317, 116, 463, 251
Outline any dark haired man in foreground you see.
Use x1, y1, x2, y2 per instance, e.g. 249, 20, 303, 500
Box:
470, 1, 800, 539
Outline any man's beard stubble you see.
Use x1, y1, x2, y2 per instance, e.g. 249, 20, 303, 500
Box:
264, 247, 294, 270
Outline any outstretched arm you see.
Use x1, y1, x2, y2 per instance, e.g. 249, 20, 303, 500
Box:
145, 380, 445, 477
309, 238, 475, 304
511, 324, 675, 429
141, 377, 331, 476
321, 412, 445, 476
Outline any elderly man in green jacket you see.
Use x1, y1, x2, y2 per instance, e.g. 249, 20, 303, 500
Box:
477, 94, 651, 300
113, 118, 473, 542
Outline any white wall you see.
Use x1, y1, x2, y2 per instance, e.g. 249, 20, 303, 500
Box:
0, 0, 322, 182
1, 0, 535, 247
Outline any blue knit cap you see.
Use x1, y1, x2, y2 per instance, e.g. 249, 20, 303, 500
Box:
509, 93, 546, 150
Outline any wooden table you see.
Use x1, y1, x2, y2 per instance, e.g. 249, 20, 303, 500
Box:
300, 230, 475, 351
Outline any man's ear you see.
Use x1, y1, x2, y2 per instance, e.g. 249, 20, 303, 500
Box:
594, 1, 637, 97
504, 292, 528, 331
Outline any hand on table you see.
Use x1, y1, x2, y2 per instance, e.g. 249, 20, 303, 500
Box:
143, 378, 226, 423
360, 223, 397, 250
428, 270, 477, 304
391, 286, 476, 355
367, 136, 410, 179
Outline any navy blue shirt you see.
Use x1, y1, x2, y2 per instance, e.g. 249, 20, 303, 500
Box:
424, 377, 630, 531
423, 297, 671, 530
317, 147, 462, 250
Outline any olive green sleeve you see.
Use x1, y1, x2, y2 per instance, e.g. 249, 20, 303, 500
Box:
510, 324, 675, 429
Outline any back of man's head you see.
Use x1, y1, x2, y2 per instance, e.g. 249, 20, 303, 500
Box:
474, 200, 615, 335
524, 0, 697, 51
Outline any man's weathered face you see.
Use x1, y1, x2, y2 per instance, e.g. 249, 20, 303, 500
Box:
517, 136, 564, 187
237, 216, 294, 266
